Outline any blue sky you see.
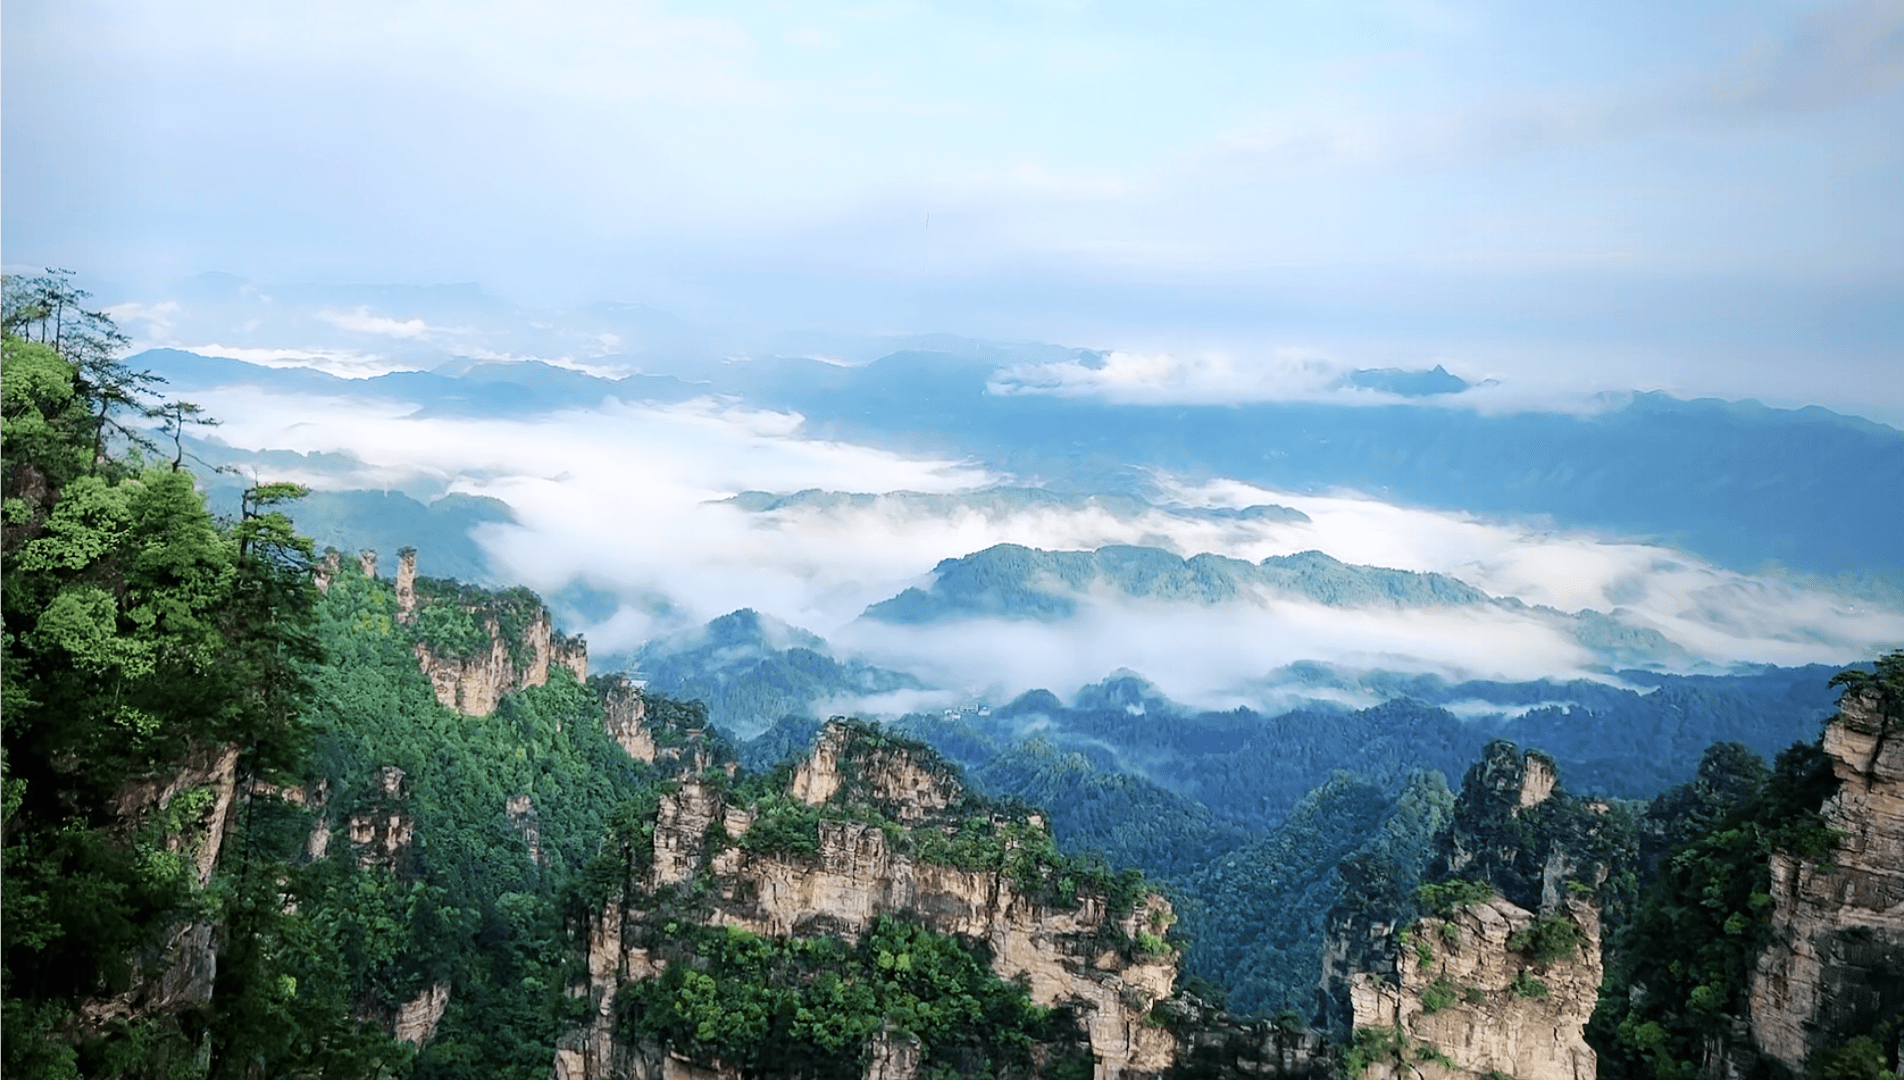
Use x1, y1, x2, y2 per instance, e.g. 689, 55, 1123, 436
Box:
5, 0, 1901, 412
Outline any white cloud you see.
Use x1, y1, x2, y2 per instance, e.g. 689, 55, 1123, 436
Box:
985, 348, 1632, 413
317, 308, 432, 339
190, 381, 1904, 711
990, 348, 1347, 406
831, 598, 1601, 713
171, 344, 421, 379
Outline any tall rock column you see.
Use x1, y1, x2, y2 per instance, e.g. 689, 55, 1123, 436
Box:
395, 547, 417, 624
1349, 897, 1600, 1080
1749, 690, 1904, 1072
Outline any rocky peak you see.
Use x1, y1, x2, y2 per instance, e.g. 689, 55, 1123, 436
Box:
1464, 740, 1559, 816
1324, 743, 1617, 1080
561, 720, 1185, 1079
601, 677, 656, 762
314, 548, 342, 593
596, 677, 733, 779
1748, 688, 1904, 1074
395, 546, 417, 624
394, 550, 589, 717
1430, 739, 1631, 913
789, 719, 964, 822
1349, 895, 1602, 1080
348, 765, 415, 869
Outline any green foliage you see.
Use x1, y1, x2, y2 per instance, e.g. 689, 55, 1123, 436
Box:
1184, 769, 1454, 1017
1, 304, 398, 1076
1437, 921, 1461, 947
414, 600, 489, 659
1420, 978, 1460, 1014
1415, 878, 1496, 915
1592, 720, 1862, 1080
1344, 1024, 1408, 1077
1510, 971, 1549, 1000
620, 917, 1082, 1077
1814, 1036, 1900, 1080
1506, 913, 1580, 966
738, 793, 823, 857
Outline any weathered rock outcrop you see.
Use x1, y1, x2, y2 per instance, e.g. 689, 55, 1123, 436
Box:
395, 980, 452, 1047
1349, 897, 1601, 1080
561, 721, 1182, 1080
347, 765, 416, 869
1157, 995, 1332, 1079
396, 547, 419, 623
603, 678, 658, 763
314, 548, 342, 593
1749, 690, 1904, 1073
790, 721, 958, 821
413, 611, 589, 717
82, 743, 245, 1027
1430, 741, 1629, 914
1324, 741, 1615, 1080
509, 793, 547, 866
389, 548, 590, 717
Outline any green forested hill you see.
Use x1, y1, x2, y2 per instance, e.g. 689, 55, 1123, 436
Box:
3, 286, 392, 1076
291, 567, 652, 1078
0, 287, 681, 1077
863, 543, 1492, 624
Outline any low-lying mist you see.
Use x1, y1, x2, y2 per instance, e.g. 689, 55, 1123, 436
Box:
184, 374, 1904, 712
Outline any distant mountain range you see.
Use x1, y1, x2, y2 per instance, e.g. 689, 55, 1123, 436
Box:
137, 345, 1904, 582
862, 542, 1682, 667
631, 600, 1840, 808
721, 487, 1311, 525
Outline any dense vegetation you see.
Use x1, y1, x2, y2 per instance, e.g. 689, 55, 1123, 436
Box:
618, 918, 1092, 1079
1179, 770, 1454, 1016
294, 565, 650, 1078
1592, 653, 1904, 1080
2, 272, 402, 1077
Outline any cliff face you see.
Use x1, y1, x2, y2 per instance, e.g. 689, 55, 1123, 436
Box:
412, 610, 589, 717
1349, 897, 1600, 1080
385, 548, 589, 717
560, 720, 1182, 1080
1329, 742, 1611, 1080
81, 743, 245, 1028
1749, 690, 1904, 1073
346, 765, 417, 870
1430, 741, 1630, 914
603, 679, 658, 763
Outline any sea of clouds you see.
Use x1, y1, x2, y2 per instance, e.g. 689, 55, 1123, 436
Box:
181, 369, 1904, 714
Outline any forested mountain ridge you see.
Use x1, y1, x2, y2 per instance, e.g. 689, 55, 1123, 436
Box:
861, 542, 1679, 666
